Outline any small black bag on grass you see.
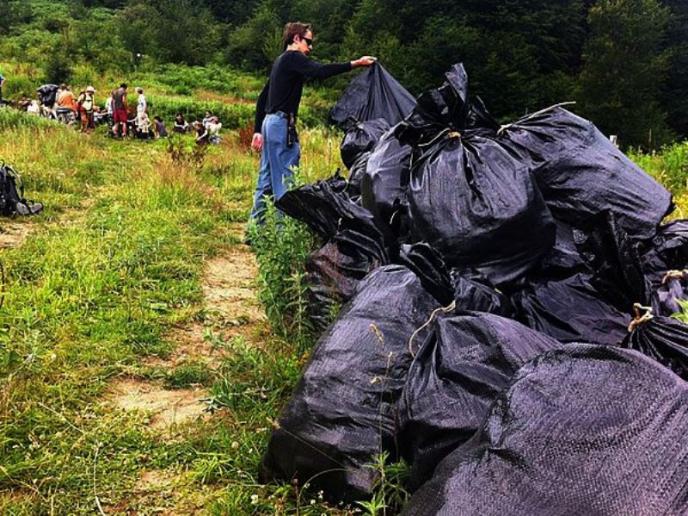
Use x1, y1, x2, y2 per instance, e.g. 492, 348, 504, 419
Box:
403, 344, 688, 516
511, 272, 629, 346
331, 62, 417, 127
498, 106, 673, 240
0, 162, 43, 217
398, 64, 555, 285
623, 303, 688, 380
399, 311, 561, 489
260, 265, 439, 502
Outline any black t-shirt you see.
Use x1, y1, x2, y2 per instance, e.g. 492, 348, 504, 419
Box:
254, 51, 351, 133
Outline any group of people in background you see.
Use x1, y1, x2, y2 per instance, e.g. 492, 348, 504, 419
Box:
7, 76, 222, 145
173, 110, 223, 145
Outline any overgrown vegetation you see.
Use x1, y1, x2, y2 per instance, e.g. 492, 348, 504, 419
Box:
0, 6, 686, 509
0, 105, 353, 513
248, 201, 316, 353
2, 0, 687, 147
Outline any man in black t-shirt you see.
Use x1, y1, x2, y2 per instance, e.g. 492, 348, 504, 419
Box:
248, 22, 375, 224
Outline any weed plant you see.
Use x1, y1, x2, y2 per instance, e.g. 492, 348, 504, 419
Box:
629, 142, 688, 194
248, 201, 316, 354
0, 108, 54, 130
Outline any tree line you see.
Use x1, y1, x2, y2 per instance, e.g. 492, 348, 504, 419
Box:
1, 0, 686, 148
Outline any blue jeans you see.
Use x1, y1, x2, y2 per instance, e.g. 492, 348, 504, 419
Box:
249, 113, 300, 223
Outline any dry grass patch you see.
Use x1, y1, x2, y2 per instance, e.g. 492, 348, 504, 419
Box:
107, 378, 209, 431
0, 222, 31, 249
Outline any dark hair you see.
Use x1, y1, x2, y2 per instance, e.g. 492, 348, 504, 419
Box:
282, 22, 311, 49
120, 83, 127, 89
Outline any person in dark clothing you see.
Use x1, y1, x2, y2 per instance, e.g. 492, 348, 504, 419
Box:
112, 83, 128, 138
248, 22, 375, 224
153, 116, 168, 138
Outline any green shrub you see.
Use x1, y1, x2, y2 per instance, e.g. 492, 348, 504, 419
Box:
44, 52, 72, 85
248, 200, 316, 353
0, 108, 54, 130
629, 141, 688, 193
147, 94, 254, 129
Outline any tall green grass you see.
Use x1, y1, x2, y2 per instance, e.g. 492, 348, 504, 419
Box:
630, 142, 688, 194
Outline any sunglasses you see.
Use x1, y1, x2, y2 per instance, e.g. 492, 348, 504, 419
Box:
302, 37, 313, 47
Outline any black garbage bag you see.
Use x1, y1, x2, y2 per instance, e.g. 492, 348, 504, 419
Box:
398, 63, 498, 140
260, 265, 439, 502
397, 243, 511, 314
306, 229, 389, 331
276, 173, 386, 243
535, 219, 588, 277
575, 211, 652, 314
399, 64, 555, 285
399, 311, 562, 489
403, 344, 688, 516
397, 243, 454, 305
622, 304, 688, 380
360, 125, 413, 235
331, 62, 417, 127
36, 84, 58, 108
451, 271, 513, 317
499, 106, 673, 240
0, 162, 44, 217
406, 131, 555, 285
511, 272, 630, 345
341, 118, 390, 169
641, 219, 688, 286
346, 151, 371, 197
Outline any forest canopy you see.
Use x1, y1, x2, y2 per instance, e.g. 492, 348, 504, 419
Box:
1, 0, 686, 147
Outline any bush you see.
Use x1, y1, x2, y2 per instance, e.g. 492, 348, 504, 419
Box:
44, 52, 72, 85
629, 141, 688, 193
0, 108, 54, 130
147, 94, 254, 129
248, 200, 316, 352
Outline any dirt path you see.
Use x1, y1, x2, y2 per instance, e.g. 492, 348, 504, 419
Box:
0, 221, 31, 249
105, 223, 267, 513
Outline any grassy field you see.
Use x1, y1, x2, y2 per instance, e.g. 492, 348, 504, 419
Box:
0, 63, 687, 515
0, 101, 347, 514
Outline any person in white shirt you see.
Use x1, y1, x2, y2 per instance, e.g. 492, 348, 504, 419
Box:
135, 87, 147, 130
207, 116, 222, 144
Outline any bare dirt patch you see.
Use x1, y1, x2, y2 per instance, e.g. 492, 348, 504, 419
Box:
0, 222, 31, 248
136, 469, 178, 493
203, 249, 264, 322
108, 378, 208, 430
106, 236, 268, 511
145, 240, 266, 368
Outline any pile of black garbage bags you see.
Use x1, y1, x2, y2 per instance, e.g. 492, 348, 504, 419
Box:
260, 62, 688, 514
